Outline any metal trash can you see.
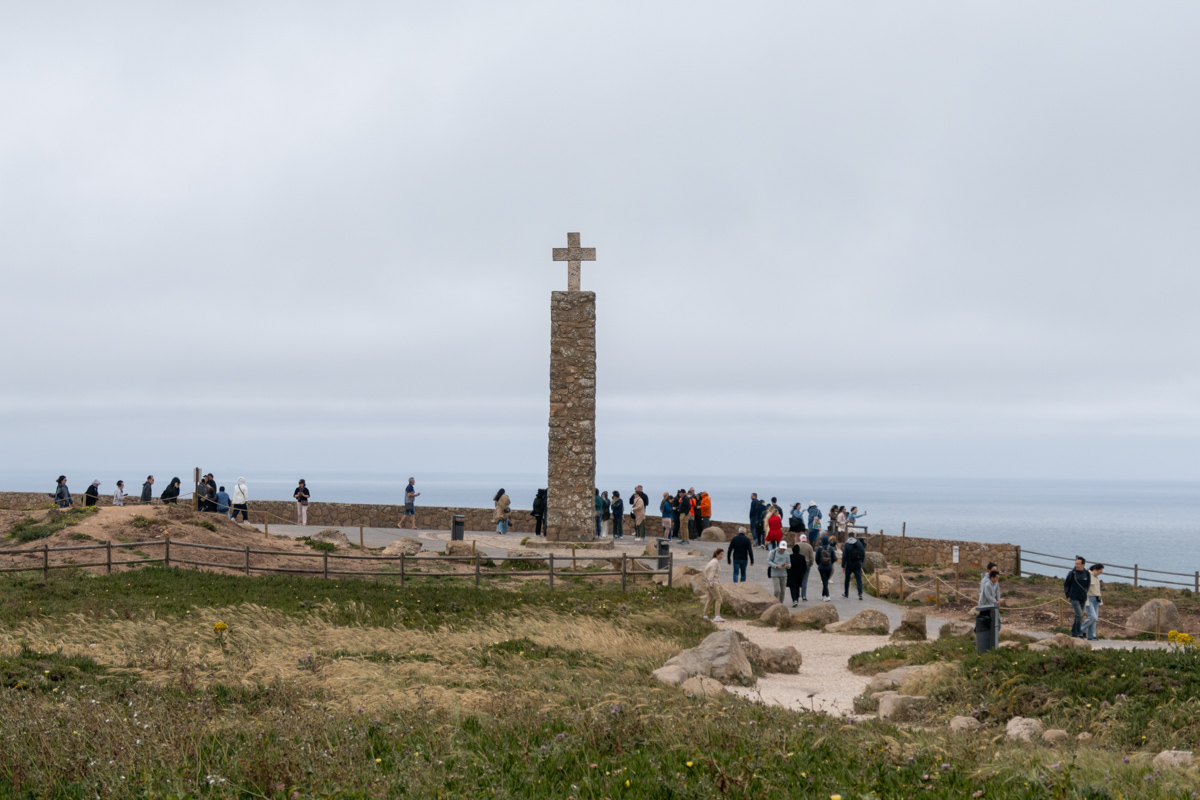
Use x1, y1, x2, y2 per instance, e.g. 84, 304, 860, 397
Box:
975, 607, 1000, 654
656, 538, 670, 571
451, 515, 466, 541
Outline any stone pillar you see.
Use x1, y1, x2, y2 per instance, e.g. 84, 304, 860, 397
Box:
545, 290, 596, 541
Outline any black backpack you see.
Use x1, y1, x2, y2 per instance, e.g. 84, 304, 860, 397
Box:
816, 546, 833, 567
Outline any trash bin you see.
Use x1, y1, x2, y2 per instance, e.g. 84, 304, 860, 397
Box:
451, 515, 465, 541
656, 538, 671, 571
975, 607, 999, 653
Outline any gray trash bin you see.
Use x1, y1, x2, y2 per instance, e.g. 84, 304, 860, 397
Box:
975, 607, 1000, 653
656, 538, 671, 571
451, 515, 465, 541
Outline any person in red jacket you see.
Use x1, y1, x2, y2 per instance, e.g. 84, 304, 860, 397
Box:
764, 507, 784, 551
697, 491, 712, 533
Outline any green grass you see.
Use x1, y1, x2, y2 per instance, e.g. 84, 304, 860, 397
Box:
296, 536, 338, 552
6, 507, 98, 543
182, 518, 218, 533
0, 645, 126, 693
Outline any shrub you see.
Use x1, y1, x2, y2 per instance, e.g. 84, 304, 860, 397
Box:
183, 519, 218, 533
7, 507, 98, 543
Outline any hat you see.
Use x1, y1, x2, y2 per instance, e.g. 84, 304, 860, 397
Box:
799, 535, 807, 542
92, 480, 100, 486
808, 501, 816, 506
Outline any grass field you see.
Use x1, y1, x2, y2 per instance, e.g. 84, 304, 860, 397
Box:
0, 567, 1197, 799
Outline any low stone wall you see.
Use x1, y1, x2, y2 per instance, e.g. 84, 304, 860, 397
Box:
865, 533, 1019, 574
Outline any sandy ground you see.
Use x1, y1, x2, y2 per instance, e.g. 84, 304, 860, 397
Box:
720, 619, 889, 717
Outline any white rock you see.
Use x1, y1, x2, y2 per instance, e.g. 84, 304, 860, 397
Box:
680, 675, 726, 696
1005, 717, 1046, 742
950, 716, 981, 733
1152, 750, 1194, 769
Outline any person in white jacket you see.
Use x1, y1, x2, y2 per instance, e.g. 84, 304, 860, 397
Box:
112, 481, 127, 506
231, 478, 250, 523
701, 549, 726, 623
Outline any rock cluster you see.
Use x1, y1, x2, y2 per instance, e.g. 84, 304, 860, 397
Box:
826, 609, 890, 635
717, 583, 780, 616
381, 538, 423, 556
740, 640, 802, 673
890, 609, 926, 641
311, 529, 352, 548
1029, 633, 1091, 652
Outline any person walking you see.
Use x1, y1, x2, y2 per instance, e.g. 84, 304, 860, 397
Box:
1063, 556, 1091, 639
979, 562, 998, 597
400, 478, 421, 530
841, 533, 865, 600
978, 568, 1001, 609
786, 543, 808, 606
493, 488, 512, 534
161, 478, 181, 504
767, 542, 790, 603
726, 527, 754, 583
702, 549, 726, 623
610, 491, 625, 539
659, 492, 674, 538
764, 508, 784, 551
140, 476, 154, 503
215, 485, 231, 516
630, 490, 646, 540
531, 488, 547, 536
794, 534, 815, 602
1085, 564, 1104, 640
231, 477, 250, 522
815, 536, 836, 601
84, 480, 100, 507
52, 476, 72, 508
293, 479, 310, 525
112, 480, 127, 506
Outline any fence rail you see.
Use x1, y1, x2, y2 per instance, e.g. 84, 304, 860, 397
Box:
0, 536, 675, 592
1022, 549, 1199, 592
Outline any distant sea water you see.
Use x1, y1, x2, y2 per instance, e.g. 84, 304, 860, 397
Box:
3, 470, 1196, 582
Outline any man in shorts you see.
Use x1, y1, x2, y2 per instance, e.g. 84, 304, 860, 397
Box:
398, 477, 420, 529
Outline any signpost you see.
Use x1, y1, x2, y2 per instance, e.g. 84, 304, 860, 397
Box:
192, 467, 201, 511
953, 546, 960, 595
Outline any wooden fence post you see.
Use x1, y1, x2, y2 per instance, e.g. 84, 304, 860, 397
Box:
42, 544, 49, 581
1134, 564, 1138, 588
244, 545, 250, 576
935, 577, 940, 606
1014, 546, 1022, 578
880, 530, 885, 557
1195, 571, 1198, 593
621, 554, 627, 593
359, 525, 364, 549
899, 572, 905, 602
1156, 605, 1162, 642
901, 522, 906, 538
1058, 597, 1064, 629
400, 553, 405, 587
164, 535, 171, 569
106, 541, 112, 575
955, 563, 959, 596
474, 554, 481, 588
549, 553, 554, 589
572, 543, 577, 571
667, 553, 673, 587
265, 519, 269, 537
322, 552, 328, 579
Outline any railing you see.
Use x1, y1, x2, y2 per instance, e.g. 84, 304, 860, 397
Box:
1021, 549, 1199, 592
0, 537, 675, 592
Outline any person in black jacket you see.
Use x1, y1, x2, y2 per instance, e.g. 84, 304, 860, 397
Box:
841, 535, 866, 600
161, 478, 181, 504
1063, 556, 1091, 638
531, 489, 547, 536
786, 543, 807, 606
84, 480, 100, 507
610, 491, 625, 539
140, 476, 154, 503
726, 527, 754, 583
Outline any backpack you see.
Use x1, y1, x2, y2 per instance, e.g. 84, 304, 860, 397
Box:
816, 546, 833, 567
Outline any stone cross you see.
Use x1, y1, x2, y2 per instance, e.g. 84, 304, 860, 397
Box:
551, 232, 596, 292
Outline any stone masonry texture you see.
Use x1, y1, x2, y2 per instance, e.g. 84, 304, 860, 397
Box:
545, 291, 597, 541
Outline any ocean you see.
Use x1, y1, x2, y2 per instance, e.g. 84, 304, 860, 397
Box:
3, 470, 1196, 584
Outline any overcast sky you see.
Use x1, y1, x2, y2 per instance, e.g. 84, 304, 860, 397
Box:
2, 1, 1198, 484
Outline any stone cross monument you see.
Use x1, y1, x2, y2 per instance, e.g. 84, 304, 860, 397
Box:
544, 232, 598, 541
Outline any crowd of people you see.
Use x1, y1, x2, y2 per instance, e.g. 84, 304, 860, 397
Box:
48, 474, 255, 522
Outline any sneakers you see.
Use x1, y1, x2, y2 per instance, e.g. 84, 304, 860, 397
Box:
701, 614, 710, 621
711, 616, 726, 623
792, 602, 799, 608
842, 594, 849, 599
858, 594, 863, 600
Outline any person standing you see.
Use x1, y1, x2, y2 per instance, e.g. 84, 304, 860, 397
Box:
659, 492, 674, 538
140, 476, 154, 504
599, 491, 611, 538
231, 477, 250, 522
702, 549, 726, 623
1063, 556, 1091, 639
634, 485, 650, 513
52, 476, 72, 508
594, 489, 603, 539
764, 508, 784, 551
835, 506, 848, 543
786, 543, 808, 607
630, 490, 646, 540
84, 480, 100, 507
399, 478, 421, 530
847, 506, 867, 529
1085, 563, 1104, 641
676, 490, 693, 544
794, 534, 815, 602
789, 503, 805, 534
493, 488, 511, 534
293, 479, 310, 525
815, 536, 836, 601
767, 542, 790, 604
203, 476, 218, 513
161, 478, 181, 504
112, 480, 127, 506
610, 491, 625, 539
215, 485, 231, 516
531, 488, 547, 536
978, 568, 1001, 609
726, 527, 753, 583
697, 491, 712, 534
806, 502, 822, 538
748, 493, 763, 547
841, 534, 865, 600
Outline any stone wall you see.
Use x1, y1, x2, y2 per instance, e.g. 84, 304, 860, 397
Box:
545, 290, 597, 541
865, 533, 1020, 574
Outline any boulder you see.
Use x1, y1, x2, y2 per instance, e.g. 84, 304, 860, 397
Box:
890, 609, 927, 641
872, 571, 903, 599
680, 676, 726, 697
862, 551, 887, 575
950, 716, 982, 733
662, 630, 753, 683
756, 645, 802, 673
1077, 732, 1093, 741
654, 564, 700, 587
941, 620, 974, 638
1028, 643, 1051, 652
381, 538, 423, 556
759, 604, 792, 625
506, 549, 548, 565
1126, 599, 1180, 639
445, 541, 474, 557
700, 527, 727, 542
643, 540, 659, 557
867, 666, 919, 693
875, 692, 928, 720
652, 665, 688, 685
717, 583, 780, 616
1046, 633, 1091, 650
793, 604, 839, 630
1042, 729, 1069, 744
310, 529, 352, 548
1152, 750, 1194, 769
826, 609, 890, 636
1005, 717, 1045, 742
999, 640, 1022, 649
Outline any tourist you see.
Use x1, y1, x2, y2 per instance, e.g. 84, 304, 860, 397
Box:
630, 490, 646, 540
726, 527, 753, 583
764, 507, 784, 551
1063, 556, 1091, 639
215, 485, 231, 516
979, 562, 998, 596
293, 479, 310, 525
493, 488, 512, 534
814, 536, 837, 601
685, 488, 698, 540
676, 490, 693, 543
50, 476, 71, 508
786, 543, 807, 606
789, 503, 805, 534
659, 493, 674, 538
161, 478, 181, 504
531, 488, 547, 536
611, 491, 625, 539
835, 506, 848, 543
231, 478, 250, 522
767, 542, 790, 603
978, 569, 1001, 614
841, 533, 865, 600
697, 490, 712, 534
794, 534, 814, 602
140, 476, 154, 503
848, 506, 867, 529
1085, 564, 1105, 641
749, 493, 763, 547
112, 480, 126, 506
84, 480, 100, 507
203, 475, 218, 512
595, 489, 603, 538
600, 491, 612, 538
702, 549, 726, 623
806, 502, 822, 537
400, 478, 421, 530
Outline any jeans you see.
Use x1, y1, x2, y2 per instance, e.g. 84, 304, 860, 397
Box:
772, 575, 787, 603
843, 565, 863, 597
819, 567, 833, 597
1069, 597, 1087, 637
534, 515, 544, 536
595, 516, 602, 538
731, 559, 748, 583
496, 518, 509, 535
1085, 597, 1100, 639
612, 517, 623, 538
700, 516, 710, 533
799, 565, 810, 600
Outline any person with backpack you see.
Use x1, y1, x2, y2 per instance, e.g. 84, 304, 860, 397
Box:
726, 527, 754, 583
814, 537, 836, 601
767, 542, 790, 603
842, 534, 866, 600
806, 502, 822, 538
